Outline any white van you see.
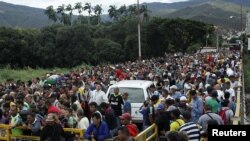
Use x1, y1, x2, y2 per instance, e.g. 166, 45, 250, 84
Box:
106, 80, 153, 123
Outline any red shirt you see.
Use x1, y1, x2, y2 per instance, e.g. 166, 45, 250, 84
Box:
126, 124, 138, 137
47, 105, 61, 115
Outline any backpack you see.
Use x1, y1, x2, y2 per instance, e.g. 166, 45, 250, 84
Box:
219, 108, 228, 125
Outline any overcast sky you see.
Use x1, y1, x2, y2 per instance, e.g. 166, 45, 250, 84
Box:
0, 0, 188, 14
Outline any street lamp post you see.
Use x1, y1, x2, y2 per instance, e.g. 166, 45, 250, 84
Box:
137, 0, 141, 61
214, 26, 219, 52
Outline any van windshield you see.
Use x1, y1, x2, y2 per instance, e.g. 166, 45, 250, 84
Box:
109, 87, 145, 103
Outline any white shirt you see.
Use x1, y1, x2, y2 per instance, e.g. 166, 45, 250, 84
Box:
74, 101, 82, 110
77, 117, 89, 130
89, 90, 108, 105
225, 88, 235, 101
217, 90, 224, 101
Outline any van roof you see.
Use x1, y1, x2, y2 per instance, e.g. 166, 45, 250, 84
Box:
110, 80, 153, 89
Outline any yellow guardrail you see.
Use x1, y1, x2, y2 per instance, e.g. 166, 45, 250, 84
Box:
0, 124, 85, 141
134, 123, 158, 141
0, 124, 10, 141
232, 59, 242, 125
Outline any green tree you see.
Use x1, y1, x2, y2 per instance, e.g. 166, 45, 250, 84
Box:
93, 4, 103, 25
108, 5, 118, 21
44, 6, 57, 22
140, 5, 151, 22
66, 4, 74, 25
118, 5, 127, 19
160, 19, 208, 54
84, 3, 92, 25
93, 38, 125, 64
127, 5, 137, 17
56, 4, 71, 25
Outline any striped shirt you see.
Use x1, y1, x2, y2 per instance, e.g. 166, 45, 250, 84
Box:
179, 122, 203, 141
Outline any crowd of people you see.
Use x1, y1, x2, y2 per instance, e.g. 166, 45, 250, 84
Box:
0, 50, 241, 141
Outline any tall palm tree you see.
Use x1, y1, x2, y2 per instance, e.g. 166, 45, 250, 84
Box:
140, 4, 151, 22
44, 6, 57, 23
66, 4, 73, 25
74, 2, 83, 24
127, 5, 137, 17
108, 5, 118, 21
74, 2, 83, 15
56, 4, 65, 24
84, 2, 92, 24
94, 4, 103, 25
118, 5, 127, 18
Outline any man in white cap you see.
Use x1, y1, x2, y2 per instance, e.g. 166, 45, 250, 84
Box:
170, 85, 181, 100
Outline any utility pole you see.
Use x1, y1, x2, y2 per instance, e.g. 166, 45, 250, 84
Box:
216, 32, 219, 52
241, 4, 243, 32
137, 0, 141, 61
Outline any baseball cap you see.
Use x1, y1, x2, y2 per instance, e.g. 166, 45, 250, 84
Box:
150, 95, 159, 101
166, 105, 177, 112
46, 113, 56, 122
170, 85, 178, 90
119, 113, 132, 120
157, 104, 165, 110
180, 96, 187, 101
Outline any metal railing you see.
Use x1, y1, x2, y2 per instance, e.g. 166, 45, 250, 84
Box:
0, 124, 84, 141
134, 123, 158, 141
232, 59, 247, 125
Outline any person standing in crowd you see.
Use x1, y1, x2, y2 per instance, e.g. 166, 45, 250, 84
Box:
206, 91, 219, 113
225, 81, 235, 102
139, 101, 150, 130
23, 112, 41, 136
170, 85, 182, 100
122, 92, 131, 114
99, 102, 118, 137
76, 109, 89, 130
10, 106, 23, 136
119, 113, 138, 137
113, 126, 134, 141
148, 95, 160, 125
109, 87, 124, 125
49, 93, 59, 107
40, 113, 74, 141
198, 104, 223, 133
88, 102, 102, 122
190, 90, 203, 122
219, 92, 235, 112
89, 83, 108, 106
149, 85, 160, 97
84, 83, 92, 102
84, 112, 110, 141
155, 103, 170, 137
169, 109, 185, 132
45, 100, 61, 115
219, 100, 234, 125
205, 86, 213, 102
179, 111, 203, 141
160, 89, 169, 103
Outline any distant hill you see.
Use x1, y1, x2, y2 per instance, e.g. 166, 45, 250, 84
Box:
0, 0, 250, 29
0, 1, 51, 28
165, 2, 246, 30
148, 0, 250, 30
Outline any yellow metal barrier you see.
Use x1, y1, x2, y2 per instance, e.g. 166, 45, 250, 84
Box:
134, 123, 158, 141
0, 124, 85, 141
233, 59, 242, 125
0, 124, 10, 141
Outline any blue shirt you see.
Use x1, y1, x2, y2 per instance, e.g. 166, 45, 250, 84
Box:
123, 100, 131, 113
191, 97, 203, 122
172, 91, 182, 100
84, 121, 110, 141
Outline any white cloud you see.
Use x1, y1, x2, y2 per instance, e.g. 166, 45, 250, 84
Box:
0, 0, 188, 14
